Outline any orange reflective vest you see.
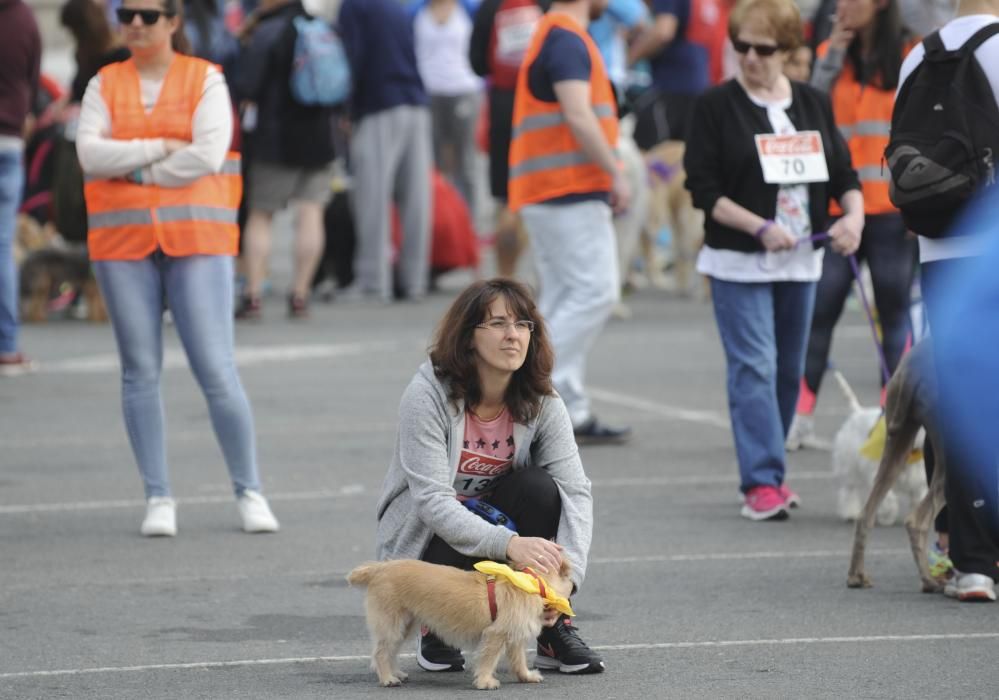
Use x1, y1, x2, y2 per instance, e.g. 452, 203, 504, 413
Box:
819, 40, 917, 216
508, 12, 618, 212
85, 55, 241, 261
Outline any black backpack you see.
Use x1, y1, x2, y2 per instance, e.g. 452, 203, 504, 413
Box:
885, 24, 999, 238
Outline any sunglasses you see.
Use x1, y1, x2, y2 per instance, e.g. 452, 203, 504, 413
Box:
732, 39, 782, 57
116, 8, 173, 25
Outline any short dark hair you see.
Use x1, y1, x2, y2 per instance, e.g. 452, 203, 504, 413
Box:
429, 279, 554, 423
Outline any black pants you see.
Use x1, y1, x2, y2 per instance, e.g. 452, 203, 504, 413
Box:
804, 213, 917, 394
421, 468, 562, 571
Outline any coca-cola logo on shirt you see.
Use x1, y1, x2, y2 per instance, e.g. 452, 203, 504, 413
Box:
459, 451, 510, 477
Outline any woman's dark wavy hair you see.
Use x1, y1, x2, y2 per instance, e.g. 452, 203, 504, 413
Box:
430, 279, 554, 424
847, 0, 911, 91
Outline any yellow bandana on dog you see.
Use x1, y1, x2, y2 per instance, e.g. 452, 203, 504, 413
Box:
473, 561, 575, 617
859, 414, 923, 465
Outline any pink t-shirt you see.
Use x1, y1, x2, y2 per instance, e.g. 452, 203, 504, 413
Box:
454, 408, 515, 500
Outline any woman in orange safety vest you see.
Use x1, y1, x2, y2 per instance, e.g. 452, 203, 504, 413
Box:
76, 0, 278, 538
787, 0, 919, 449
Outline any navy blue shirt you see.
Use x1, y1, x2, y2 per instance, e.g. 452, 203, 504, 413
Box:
522, 25, 608, 204
649, 0, 709, 95
527, 27, 590, 101
338, 0, 428, 121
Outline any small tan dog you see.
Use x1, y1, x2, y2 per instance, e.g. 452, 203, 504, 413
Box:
347, 558, 574, 690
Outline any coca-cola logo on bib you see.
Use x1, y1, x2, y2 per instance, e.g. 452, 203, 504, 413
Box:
459, 452, 510, 477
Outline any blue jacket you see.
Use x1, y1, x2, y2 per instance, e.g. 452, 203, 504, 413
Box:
338, 0, 428, 121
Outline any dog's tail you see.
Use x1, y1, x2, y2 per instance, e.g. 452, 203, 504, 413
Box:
831, 368, 863, 414
346, 562, 383, 587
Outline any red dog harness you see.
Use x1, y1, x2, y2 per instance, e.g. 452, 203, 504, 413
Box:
485, 566, 549, 622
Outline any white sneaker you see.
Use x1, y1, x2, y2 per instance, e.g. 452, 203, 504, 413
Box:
237, 490, 279, 533
951, 572, 996, 602
785, 413, 820, 451
140, 497, 177, 537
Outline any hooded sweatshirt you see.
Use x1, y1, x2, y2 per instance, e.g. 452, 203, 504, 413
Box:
0, 0, 41, 142
375, 360, 594, 591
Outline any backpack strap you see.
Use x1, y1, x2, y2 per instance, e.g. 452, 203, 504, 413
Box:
923, 29, 945, 57
961, 22, 999, 55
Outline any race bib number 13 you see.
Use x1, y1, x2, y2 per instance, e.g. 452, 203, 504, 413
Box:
754, 131, 829, 185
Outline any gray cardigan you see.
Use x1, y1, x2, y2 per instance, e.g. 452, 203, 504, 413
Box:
375, 361, 594, 591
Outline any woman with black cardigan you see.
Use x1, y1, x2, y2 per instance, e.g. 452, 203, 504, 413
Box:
684, 0, 864, 522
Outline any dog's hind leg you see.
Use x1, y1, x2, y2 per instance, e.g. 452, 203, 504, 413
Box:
472, 627, 506, 690
507, 640, 541, 684
847, 423, 921, 587
905, 446, 947, 593
848, 352, 923, 589
367, 604, 410, 687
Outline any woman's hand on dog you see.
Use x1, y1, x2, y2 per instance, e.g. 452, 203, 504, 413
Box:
506, 535, 563, 575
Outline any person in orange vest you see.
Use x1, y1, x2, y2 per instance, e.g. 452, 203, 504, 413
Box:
786, 0, 919, 451
76, 0, 279, 538
509, 0, 632, 446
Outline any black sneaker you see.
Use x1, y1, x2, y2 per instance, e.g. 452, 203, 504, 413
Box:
573, 417, 631, 445
417, 627, 464, 672
535, 615, 605, 674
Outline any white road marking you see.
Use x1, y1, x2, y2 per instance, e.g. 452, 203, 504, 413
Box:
0, 472, 832, 515
35, 341, 398, 375
0, 485, 366, 514
0, 550, 908, 593
2, 421, 399, 450
590, 470, 832, 487
3, 633, 996, 679
590, 387, 730, 429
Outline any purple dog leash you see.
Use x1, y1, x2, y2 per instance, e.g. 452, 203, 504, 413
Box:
771, 231, 892, 385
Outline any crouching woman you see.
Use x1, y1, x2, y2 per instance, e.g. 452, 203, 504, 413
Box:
375, 278, 604, 675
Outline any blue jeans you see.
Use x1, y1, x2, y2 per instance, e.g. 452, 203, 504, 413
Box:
0, 148, 24, 355
93, 253, 260, 498
710, 277, 817, 493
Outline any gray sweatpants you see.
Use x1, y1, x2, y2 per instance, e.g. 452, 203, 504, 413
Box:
349, 104, 433, 301
520, 200, 620, 426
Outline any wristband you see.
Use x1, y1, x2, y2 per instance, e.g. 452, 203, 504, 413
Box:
753, 219, 774, 239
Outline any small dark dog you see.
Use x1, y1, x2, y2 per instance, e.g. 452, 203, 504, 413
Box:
19, 247, 107, 323
847, 341, 947, 592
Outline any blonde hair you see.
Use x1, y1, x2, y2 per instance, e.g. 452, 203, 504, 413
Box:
728, 0, 803, 50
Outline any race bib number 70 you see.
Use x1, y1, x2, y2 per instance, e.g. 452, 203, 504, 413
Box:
754, 131, 830, 185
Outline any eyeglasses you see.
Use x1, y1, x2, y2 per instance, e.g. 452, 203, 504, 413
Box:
732, 39, 782, 57
116, 8, 173, 25
476, 319, 535, 334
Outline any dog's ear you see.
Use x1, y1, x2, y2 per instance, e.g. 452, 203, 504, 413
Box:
558, 557, 571, 579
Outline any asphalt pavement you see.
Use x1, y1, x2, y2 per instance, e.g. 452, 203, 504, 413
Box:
2, 261, 998, 699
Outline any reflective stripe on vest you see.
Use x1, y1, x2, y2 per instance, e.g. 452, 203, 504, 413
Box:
857, 165, 889, 183
838, 120, 891, 141
88, 208, 155, 229
512, 103, 616, 139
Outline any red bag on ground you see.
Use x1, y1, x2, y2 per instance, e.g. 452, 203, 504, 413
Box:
391, 170, 480, 272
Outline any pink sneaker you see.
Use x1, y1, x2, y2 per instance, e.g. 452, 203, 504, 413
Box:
741, 486, 790, 521
778, 484, 801, 508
